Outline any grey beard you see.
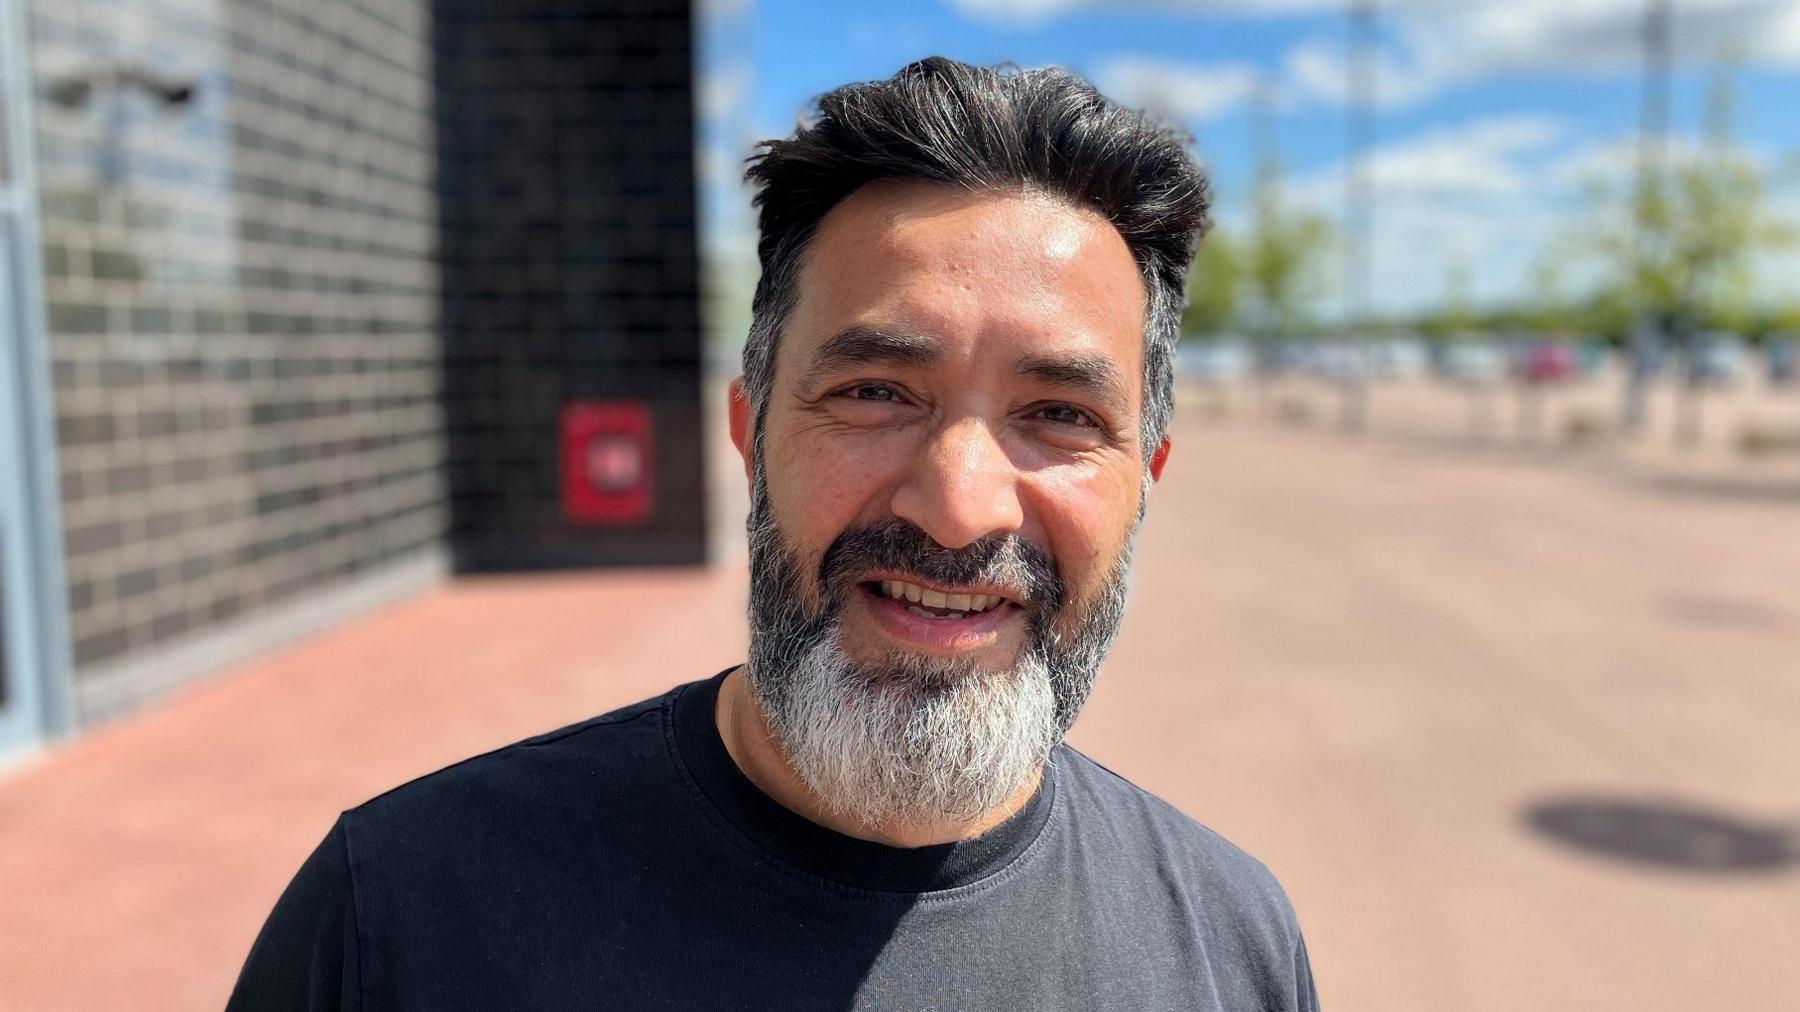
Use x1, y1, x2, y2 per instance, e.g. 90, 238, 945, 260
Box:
765, 635, 1063, 829
742, 457, 1135, 832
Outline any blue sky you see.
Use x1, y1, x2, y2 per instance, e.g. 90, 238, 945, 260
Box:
698, 0, 1800, 319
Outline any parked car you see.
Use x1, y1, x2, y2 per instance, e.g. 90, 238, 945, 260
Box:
1306, 341, 1371, 382
1255, 340, 1306, 376
1178, 338, 1252, 383
1574, 338, 1612, 377
1766, 335, 1798, 386
1437, 339, 1506, 385
1369, 337, 1430, 379
1518, 342, 1577, 383
1691, 331, 1749, 386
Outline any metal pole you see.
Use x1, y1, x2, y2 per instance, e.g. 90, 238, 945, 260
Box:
1341, 0, 1376, 431
1252, 76, 1277, 339
0, 0, 78, 749
1623, 0, 1672, 433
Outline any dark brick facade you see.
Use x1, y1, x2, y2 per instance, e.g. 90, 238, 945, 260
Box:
434, 0, 706, 571
32, 0, 448, 687
25, 0, 704, 719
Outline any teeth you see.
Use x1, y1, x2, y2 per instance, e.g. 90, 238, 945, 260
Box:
879, 581, 1009, 614
906, 605, 933, 618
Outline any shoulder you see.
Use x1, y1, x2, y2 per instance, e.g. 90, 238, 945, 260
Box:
340, 683, 680, 855
1054, 744, 1303, 937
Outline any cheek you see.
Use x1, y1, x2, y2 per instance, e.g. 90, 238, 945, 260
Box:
763, 424, 912, 547
1022, 464, 1142, 602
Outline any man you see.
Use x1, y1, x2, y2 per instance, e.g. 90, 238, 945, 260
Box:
231, 57, 1319, 1010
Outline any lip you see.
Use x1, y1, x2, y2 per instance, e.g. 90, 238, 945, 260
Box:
855, 582, 1024, 656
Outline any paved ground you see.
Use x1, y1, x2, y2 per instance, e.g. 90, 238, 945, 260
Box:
3, 392, 1799, 1010
1190, 369, 1800, 496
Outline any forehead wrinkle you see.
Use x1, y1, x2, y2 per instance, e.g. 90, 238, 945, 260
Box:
785, 184, 1149, 410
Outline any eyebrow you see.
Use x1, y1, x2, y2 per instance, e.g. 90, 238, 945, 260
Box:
1015, 352, 1129, 412
805, 325, 943, 382
804, 325, 1130, 414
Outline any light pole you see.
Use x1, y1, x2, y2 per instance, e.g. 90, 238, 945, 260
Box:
1341, 0, 1376, 432
1623, 0, 1672, 433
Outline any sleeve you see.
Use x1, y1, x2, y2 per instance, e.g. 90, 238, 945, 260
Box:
226, 816, 364, 1011
1292, 930, 1321, 1012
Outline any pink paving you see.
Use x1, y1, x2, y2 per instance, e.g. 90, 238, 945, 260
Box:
0, 567, 752, 1010
4, 413, 1800, 1010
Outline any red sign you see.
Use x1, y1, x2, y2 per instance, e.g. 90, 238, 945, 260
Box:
560, 402, 653, 524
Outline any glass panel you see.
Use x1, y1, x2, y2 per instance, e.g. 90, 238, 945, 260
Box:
0, 526, 9, 709
0, 90, 9, 183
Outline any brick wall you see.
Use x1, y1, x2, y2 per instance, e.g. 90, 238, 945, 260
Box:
27, 0, 705, 720
31, 0, 447, 689
434, 0, 707, 570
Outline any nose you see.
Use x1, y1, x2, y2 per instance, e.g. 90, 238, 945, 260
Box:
889, 416, 1025, 550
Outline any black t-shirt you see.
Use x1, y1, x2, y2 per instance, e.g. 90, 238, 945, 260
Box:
229, 671, 1319, 1010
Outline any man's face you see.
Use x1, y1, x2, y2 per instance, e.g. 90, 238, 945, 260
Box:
733, 180, 1166, 827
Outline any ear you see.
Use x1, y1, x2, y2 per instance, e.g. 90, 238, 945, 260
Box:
1148, 436, 1171, 483
727, 377, 754, 482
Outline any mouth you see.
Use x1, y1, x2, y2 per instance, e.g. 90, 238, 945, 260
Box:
866, 578, 1018, 619
852, 576, 1026, 655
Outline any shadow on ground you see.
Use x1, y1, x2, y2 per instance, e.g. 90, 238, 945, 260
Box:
1524, 794, 1798, 874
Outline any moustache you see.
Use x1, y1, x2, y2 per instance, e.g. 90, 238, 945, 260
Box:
814, 518, 1065, 618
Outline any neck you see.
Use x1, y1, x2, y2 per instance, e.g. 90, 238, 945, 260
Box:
713, 666, 1041, 848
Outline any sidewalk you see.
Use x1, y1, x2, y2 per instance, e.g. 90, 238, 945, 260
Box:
4, 410, 1799, 1010
1189, 372, 1800, 501
0, 565, 750, 1010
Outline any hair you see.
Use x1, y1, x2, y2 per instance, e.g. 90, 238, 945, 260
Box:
740, 56, 1212, 461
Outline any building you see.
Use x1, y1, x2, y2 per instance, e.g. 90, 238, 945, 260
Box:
0, 0, 706, 759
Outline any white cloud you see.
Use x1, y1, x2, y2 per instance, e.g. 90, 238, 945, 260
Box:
1320, 1, 1800, 109
1372, 196, 1560, 313
1373, 116, 1563, 194
1279, 115, 1570, 313
1291, 115, 1564, 206
955, 1, 1800, 106
1094, 57, 1260, 122
1425, 0, 1800, 75
1270, 109, 1800, 315
700, 60, 753, 124
944, 2, 1800, 317
949, 0, 1325, 20
1546, 132, 1778, 197
1280, 33, 1445, 109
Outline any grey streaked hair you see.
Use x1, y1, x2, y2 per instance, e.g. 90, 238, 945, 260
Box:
740, 56, 1211, 463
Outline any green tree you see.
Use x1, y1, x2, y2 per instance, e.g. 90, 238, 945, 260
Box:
1179, 200, 1334, 344
1181, 228, 1242, 338
1418, 253, 1478, 341
1768, 301, 1800, 336
1244, 185, 1333, 342
1562, 58, 1794, 437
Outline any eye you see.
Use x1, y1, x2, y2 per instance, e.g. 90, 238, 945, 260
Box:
841, 383, 903, 403
1033, 403, 1099, 428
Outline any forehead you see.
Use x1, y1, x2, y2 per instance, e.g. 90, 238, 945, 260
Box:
781, 181, 1147, 384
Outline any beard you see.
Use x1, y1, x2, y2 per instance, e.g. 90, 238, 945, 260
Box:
743, 456, 1136, 833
